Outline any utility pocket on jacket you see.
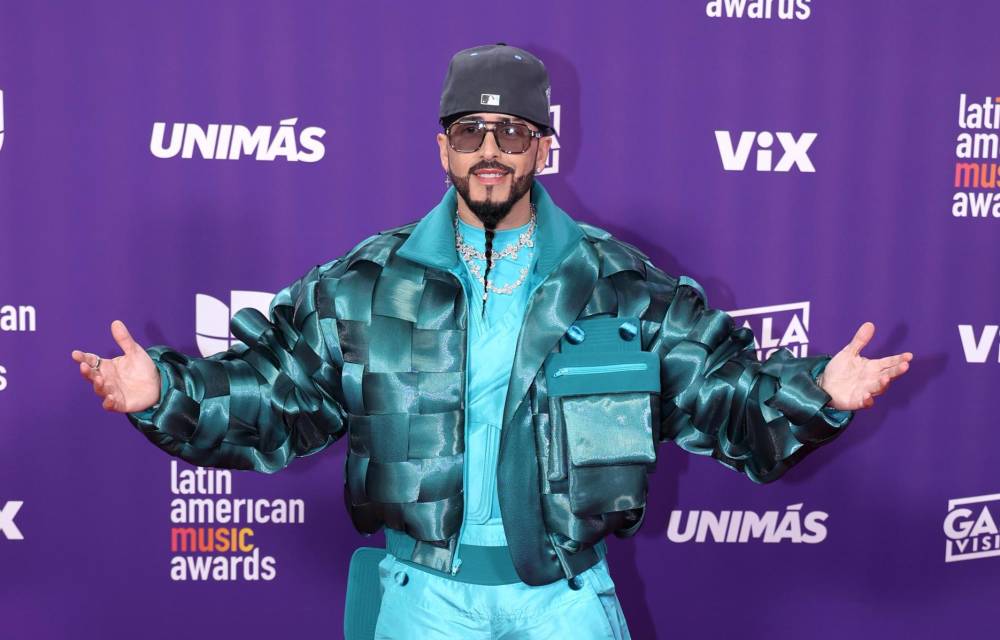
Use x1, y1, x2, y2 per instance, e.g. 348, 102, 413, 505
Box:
543, 316, 660, 517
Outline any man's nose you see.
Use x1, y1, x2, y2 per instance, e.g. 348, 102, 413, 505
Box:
479, 128, 501, 159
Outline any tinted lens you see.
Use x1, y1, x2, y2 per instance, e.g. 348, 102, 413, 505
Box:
448, 122, 486, 152
447, 121, 534, 153
495, 123, 532, 153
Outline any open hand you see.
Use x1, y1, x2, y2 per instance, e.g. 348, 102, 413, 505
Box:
818, 322, 912, 411
71, 320, 161, 413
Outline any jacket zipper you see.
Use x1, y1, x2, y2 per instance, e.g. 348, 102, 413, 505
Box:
552, 362, 648, 377
449, 266, 473, 576
450, 264, 547, 576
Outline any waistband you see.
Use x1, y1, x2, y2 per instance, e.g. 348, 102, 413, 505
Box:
384, 528, 606, 586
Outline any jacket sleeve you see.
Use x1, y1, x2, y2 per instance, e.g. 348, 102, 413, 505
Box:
652, 274, 853, 483
126, 258, 349, 473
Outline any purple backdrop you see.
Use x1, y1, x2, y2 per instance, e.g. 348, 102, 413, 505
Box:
1, 1, 997, 638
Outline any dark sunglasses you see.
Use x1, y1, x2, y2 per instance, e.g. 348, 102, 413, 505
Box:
445, 119, 544, 154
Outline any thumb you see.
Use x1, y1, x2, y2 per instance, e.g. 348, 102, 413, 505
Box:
111, 320, 141, 355
846, 321, 875, 356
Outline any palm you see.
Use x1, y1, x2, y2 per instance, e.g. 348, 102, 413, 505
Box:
819, 322, 912, 411
72, 320, 161, 413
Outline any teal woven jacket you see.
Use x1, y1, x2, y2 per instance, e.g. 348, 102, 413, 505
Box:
127, 181, 853, 586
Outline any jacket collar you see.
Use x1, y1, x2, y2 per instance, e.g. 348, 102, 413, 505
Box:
395, 181, 584, 279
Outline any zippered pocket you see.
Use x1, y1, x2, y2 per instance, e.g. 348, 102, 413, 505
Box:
545, 350, 659, 398
552, 362, 648, 377
542, 345, 660, 517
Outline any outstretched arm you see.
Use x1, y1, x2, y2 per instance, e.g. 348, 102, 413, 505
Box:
651, 275, 911, 483
124, 258, 350, 473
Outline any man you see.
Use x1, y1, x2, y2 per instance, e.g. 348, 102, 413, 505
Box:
71, 43, 912, 639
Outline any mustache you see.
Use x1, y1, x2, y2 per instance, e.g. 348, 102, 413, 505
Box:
469, 161, 513, 175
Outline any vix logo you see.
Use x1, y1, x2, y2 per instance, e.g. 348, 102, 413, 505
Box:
538, 104, 562, 176
0, 89, 5, 153
958, 324, 1000, 363
728, 301, 810, 359
0, 500, 24, 540
196, 290, 275, 356
715, 130, 817, 172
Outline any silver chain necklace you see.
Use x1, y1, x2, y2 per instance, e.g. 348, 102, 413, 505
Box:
454, 204, 536, 300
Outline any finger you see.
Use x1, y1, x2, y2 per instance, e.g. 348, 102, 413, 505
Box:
868, 373, 890, 392
79, 360, 98, 380
871, 375, 891, 397
111, 320, 140, 355
882, 360, 909, 379
874, 354, 904, 369
875, 352, 914, 370
102, 394, 115, 411
861, 391, 874, 408
846, 322, 875, 357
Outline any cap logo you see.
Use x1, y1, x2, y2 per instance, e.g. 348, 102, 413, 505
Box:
480, 93, 500, 106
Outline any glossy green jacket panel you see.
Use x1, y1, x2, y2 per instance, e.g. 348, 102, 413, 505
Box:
126, 181, 853, 585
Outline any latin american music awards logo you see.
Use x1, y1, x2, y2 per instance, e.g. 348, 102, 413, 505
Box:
953, 93, 1000, 219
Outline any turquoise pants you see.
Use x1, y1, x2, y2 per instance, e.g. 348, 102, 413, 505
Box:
372, 552, 631, 639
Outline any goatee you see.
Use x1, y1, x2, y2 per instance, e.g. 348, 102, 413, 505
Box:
449, 163, 534, 230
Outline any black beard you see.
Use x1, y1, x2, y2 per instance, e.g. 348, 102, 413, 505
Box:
449, 163, 534, 229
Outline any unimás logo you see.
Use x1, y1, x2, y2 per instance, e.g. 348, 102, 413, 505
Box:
668, 503, 827, 543
944, 493, 1000, 562
0, 500, 24, 540
150, 118, 326, 162
538, 104, 561, 176
954, 93, 1000, 219
728, 301, 810, 359
958, 324, 999, 363
715, 130, 817, 172
706, 0, 811, 21
196, 291, 275, 357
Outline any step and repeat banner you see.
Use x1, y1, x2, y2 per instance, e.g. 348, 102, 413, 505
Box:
0, 1, 996, 638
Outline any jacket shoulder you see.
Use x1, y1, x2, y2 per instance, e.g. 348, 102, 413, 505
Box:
577, 221, 677, 287
329, 220, 421, 274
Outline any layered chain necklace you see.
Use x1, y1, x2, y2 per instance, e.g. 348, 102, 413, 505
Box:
454, 203, 536, 302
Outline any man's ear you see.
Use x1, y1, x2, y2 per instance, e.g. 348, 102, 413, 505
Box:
536, 136, 553, 172
437, 132, 450, 174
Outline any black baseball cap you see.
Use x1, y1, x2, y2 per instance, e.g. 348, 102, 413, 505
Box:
439, 42, 555, 136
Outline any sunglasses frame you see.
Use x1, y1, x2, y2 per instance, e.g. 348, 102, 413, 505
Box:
445, 118, 544, 154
